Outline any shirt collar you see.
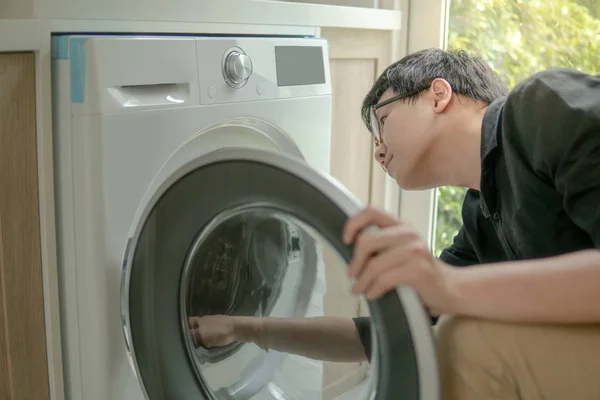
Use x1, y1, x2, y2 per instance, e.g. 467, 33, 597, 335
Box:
481, 97, 506, 160
478, 96, 507, 218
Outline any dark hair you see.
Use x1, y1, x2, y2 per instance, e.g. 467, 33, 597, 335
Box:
361, 48, 509, 130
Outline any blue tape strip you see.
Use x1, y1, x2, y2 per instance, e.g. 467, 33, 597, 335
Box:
53, 35, 70, 59
69, 38, 88, 104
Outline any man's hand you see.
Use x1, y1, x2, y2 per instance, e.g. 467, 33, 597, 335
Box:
188, 315, 239, 348
187, 315, 367, 362
343, 206, 458, 315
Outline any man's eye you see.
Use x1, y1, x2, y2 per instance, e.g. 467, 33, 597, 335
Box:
381, 116, 387, 126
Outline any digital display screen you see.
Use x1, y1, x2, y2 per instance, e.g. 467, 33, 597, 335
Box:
275, 46, 326, 87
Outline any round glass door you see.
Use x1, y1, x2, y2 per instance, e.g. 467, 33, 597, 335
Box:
182, 204, 369, 400
121, 148, 438, 400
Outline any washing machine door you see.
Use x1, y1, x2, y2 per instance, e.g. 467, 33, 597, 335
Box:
121, 147, 439, 400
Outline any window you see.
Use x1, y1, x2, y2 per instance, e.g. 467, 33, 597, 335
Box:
432, 0, 600, 257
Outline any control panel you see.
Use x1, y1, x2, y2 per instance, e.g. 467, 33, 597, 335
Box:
196, 36, 331, 105
52, 34, 332, 114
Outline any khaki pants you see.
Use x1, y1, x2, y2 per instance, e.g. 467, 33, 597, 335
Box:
435, 315, 600, 400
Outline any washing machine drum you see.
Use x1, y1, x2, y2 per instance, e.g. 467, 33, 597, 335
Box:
185, 216, 290, 321
122, 148, 439, 400
182, 209, 309, 368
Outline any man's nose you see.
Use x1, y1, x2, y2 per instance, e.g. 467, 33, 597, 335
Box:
374, 142, 387, 166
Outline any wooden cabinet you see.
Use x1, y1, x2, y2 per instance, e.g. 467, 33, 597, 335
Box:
0, 52, 51, 400
324, 27, 393, 210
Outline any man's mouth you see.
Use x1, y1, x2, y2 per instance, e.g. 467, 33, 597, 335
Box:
384, 155, 393, 170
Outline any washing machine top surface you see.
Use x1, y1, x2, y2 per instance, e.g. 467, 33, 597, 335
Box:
52, 34, 332, 116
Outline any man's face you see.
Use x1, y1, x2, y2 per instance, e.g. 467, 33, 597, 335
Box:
370, 78, 455, 189
372, 88, 437, 189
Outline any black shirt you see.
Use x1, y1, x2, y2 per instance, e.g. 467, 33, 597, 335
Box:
354, 68, 600, 361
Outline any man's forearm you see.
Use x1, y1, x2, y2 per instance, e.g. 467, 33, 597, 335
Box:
233, 316, 368, 362
448, 249, 600, 323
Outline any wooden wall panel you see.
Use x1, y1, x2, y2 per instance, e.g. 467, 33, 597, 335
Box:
328, 58, 377, 205
0, 52, 51, 400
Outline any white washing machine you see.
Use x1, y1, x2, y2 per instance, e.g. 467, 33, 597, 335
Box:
52, 34, 439, 400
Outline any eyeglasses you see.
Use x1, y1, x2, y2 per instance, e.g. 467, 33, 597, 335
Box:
369, 87, 425, 146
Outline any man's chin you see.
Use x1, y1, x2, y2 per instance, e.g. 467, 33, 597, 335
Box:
394, 172, 433, 191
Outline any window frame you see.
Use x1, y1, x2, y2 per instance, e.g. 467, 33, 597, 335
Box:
397, 0, 449, 248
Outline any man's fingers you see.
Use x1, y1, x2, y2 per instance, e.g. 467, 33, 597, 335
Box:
347, 230, 389, 278
189, 316, 200, 329
347, 224, 418, 278
343, 206, 399, 244
351, 245, 411, 294
364, 267, 414, 300
190, 328, 204, 348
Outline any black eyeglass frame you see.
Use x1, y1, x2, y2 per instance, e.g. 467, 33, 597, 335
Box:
368, 87, 428, 146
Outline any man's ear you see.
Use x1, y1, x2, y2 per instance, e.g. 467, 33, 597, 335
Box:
428, 78, 453, 113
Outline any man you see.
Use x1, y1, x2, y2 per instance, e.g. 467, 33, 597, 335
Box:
190, 48, 600, 399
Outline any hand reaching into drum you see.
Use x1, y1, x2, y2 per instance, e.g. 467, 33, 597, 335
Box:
188, 315, 239, 349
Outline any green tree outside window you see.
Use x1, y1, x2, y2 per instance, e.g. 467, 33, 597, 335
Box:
433, 0, 600, 257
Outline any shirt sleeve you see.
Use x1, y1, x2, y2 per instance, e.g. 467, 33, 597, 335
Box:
353, 317, 372, 362
439, 189, 488, 266
503, 68, 600, 248
439, 226, 480, 266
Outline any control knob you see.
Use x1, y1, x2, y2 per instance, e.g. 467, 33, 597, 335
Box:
223, 51, 253, 86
